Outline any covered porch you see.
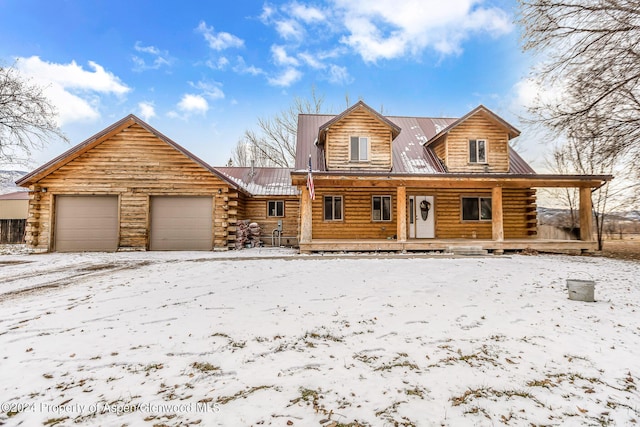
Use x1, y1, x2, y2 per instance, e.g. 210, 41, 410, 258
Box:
299, 238, 597, 254
292, 173, 611, 254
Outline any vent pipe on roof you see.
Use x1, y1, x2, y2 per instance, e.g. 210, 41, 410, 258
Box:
250, 159, 255, 182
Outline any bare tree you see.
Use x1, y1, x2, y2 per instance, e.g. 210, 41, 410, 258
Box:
231, 87, 327, 167
0, 63, 67, 166
548, 128, 638, 250
519, 0, 640, 166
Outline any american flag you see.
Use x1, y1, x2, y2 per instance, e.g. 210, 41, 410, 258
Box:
306, 154, 315, 200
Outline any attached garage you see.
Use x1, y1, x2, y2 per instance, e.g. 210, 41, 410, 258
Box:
55, 195, 119, 252
16, 115, 243, 252
150, 196, 213, 250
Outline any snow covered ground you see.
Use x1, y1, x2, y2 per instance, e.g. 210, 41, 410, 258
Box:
0, 249, 638, 426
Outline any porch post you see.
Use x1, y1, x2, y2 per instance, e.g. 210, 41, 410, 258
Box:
491, 186, 504, 242
579, 187, 593, 242
300, 186, 313, 244
397, 186, 407, 242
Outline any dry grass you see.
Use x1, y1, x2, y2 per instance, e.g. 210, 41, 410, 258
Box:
601, 237, 640, 262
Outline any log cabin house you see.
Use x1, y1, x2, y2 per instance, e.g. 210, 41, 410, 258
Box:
290, 101, 611, 254
17, 102, 611, 253
16, 115, 298, 252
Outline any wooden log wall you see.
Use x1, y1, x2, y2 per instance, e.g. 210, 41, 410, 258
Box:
24, 123, 238, 251
431, 140, 446, 165
425, 188, 536, 239
307, 186, 536, 241
325, 108, 393, 171
243, 197, 300, 246
442, 112, 510, 173
312, 188, 398, 239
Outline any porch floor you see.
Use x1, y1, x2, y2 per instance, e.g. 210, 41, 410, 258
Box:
299, 238, 597, 254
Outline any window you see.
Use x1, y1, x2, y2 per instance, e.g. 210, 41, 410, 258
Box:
323, 196, 343, 221
350, 136, 369, 161
469, 139, 487, 163
372, 195, 392, 221
462, 197, 492, 221
267, 200, 284, 217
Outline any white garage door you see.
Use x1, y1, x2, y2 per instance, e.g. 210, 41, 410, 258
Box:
55, 196, 119, 252
150, 196, 213, 251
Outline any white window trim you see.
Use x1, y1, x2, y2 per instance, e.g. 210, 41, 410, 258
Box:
350, 136, 370, 162
267, 200, 285, 217
469, 139, 488, 164
372, 195, 392, 222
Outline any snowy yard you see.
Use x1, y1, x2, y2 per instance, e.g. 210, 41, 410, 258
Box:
0, 249, 639, 426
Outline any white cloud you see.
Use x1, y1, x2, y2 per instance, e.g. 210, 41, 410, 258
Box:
132, 42, 172, 71
233, 56, 264, 76
334, 0, 512, 62
15, 56, 130, 125
177, 94, 209, 115
288, 3, 325, 23
275, 19, 304, 40
298, 52, 324, 69
268, 67, 302, 87
138, 102, 156, 122
512, 77, 564, 112
260, 4, 275, 22
328, 64, 352, 85
196, 21, 244, 51
271, 45, 299, 67
190, 81, 225, 101
205, 57, 230, 70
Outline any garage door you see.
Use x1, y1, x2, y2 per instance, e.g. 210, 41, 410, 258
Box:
150, 196, 213, 251
55, 196, 119, 252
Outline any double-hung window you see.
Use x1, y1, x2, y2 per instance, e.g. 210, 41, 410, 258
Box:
469, 139, 487, 163
323, 195, 343, 221
372, 195, 392, 221
350, 136, 369, 161
462, 197, 492, 221
267, 200, 284, 217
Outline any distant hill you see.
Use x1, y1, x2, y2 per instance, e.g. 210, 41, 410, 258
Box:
538, 206, 640, 237
0, 170, 29, 195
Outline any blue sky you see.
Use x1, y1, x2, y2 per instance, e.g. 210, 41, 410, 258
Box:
0, 0, 542, 170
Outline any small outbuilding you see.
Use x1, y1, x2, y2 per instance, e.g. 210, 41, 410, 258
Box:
0, 191, 29, 244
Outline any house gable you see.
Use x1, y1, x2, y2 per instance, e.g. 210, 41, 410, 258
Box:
17, 115, 242, 252
318, 101, 400, 172
426, 106, 520, 173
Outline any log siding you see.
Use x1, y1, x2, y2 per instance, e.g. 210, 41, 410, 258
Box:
325, 109, 393, 171
23, 123, 237, 251
243, 197, 300, 246
442, 112, 510, 173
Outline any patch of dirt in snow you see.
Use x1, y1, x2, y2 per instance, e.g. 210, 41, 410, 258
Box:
0, 253, 639, 426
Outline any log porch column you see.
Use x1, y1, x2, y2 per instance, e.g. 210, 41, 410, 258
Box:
491, 186, 504, 242
300, 186, 313, 244
397, 186, 407, 242
579, 187, 593, 242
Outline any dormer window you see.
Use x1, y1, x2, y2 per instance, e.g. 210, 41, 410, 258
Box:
350, 136, 369, 162
469, 139, 487, 164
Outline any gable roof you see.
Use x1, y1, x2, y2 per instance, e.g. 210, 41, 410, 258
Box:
424, 105, 521, 146
296, 113, 457, 173
295, 104, 532, 175
16, 114, 243, 191
214, 167, 299, 196
316, 100, 402, 146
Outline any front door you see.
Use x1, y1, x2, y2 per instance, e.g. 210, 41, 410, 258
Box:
409, 195, 435, 238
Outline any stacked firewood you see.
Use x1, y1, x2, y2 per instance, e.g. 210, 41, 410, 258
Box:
235, 220, 262, 249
